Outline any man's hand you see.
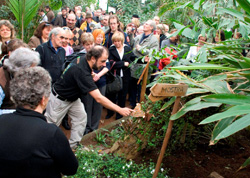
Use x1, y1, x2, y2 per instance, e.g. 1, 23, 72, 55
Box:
118, 107, 134, 116
93, 73, 100, 82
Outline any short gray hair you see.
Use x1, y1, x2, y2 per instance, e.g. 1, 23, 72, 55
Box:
147, 20, 156, 33
49, 27, 64, 39
10, 67, 51, 109
4, 47, 40, 73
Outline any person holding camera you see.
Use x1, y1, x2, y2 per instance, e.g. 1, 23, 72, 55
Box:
126, 23, 137, 47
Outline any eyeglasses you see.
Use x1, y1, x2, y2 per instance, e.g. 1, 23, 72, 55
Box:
62, 27, 70, 30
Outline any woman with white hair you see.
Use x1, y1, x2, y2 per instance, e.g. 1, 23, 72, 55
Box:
0, 67, 78, 177
186, 34, 207, 62
155, 24, 167, 49
0, 47, 40, 114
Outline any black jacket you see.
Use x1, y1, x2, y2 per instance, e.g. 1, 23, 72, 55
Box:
0, 107, 78, 177
108, 44, 135, 79
36, 41, 65, 84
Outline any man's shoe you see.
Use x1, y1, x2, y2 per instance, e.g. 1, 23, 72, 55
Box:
62, 116, 71, 130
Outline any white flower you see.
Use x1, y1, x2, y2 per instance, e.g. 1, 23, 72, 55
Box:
123, 166, 125, 169
161, 168, 164, 172
151, 169, 155, 174
87, 169, 90, 172
82, 167, 85, 169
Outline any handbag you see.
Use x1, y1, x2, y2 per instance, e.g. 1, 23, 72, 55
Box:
106, 61, 123, 94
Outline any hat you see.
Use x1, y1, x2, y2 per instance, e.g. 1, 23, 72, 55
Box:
157, 24, 165, 34
86, 11, 92, 19
132, 14, 139, 19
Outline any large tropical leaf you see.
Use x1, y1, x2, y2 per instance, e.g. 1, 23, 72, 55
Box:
214, 113, 250, 140
6, 0, 42, 39
236, 0, 250, 15
170, 97, 221, 121
202, 94, 250, 105
170, 64, 237, 71
200, 105, 250, 124
210, 116, 235, 145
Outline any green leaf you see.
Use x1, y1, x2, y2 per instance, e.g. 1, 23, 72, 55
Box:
217, 7, 244, 21
193, 0, 201, 10
210, 116, 235, 145
239, 21, 250, 39
218, 18, 232, 29
214, 113, 250, 140
186, 88, 209, 96
238, 157, 250, 171
170, 97, 221, 121
160, 97, 176, 111
197, 46, 207, 63
200, 105, 250, 124
176, 1, 192, 9
236, 0, 250, 15
170, 64, 237, 71
202, 80, 232, 94
182, 28, 195, 39
202, 94, 250, 105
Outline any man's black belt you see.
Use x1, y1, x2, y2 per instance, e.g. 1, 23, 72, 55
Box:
52, 88, 67, 101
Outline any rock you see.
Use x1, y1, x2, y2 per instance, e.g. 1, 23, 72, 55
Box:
209, 171, 224, 178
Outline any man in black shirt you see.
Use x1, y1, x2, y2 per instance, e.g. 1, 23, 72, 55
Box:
45, 46, 132, 148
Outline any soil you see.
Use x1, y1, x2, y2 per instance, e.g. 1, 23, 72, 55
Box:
133, 138, 250, 178
61, 107, 250, 178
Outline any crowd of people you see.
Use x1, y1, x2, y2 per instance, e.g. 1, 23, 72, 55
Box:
0, 4, 240, 177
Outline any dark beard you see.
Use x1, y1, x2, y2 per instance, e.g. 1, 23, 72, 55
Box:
92, 62, 99, 70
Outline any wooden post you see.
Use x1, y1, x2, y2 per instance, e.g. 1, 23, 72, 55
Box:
138, 59, 151, 103
152, 96, 181, 178
140, 66, 149, 103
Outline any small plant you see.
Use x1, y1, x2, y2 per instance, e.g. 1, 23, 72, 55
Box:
95, 129, 108, 146
65, 149, 169, 178
108, 127, 125, 144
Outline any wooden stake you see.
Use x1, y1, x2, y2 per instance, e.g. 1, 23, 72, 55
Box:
152, 96, 181, 178
140, 66, 149, 103
138, 59, 151, 103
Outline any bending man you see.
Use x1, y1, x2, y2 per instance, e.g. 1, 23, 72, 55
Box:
45, 45, 132, 148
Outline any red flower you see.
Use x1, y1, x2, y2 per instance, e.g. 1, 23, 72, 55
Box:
158, 48, 178, 70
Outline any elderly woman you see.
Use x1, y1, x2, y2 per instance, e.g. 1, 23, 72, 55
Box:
186, 34, 207, 61
0, 20, 15, 57
0, 47, 40, 114
106, 31, 135, 120
155, 24, 167, 49
0, 67, 78, 177
28, 22, 53, 49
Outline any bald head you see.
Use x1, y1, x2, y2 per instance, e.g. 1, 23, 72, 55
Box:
67, 13, 77, 29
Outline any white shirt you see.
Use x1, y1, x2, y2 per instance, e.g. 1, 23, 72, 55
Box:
116, 45, 124, 77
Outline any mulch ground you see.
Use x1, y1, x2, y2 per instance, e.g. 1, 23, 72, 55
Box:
61, 106, 250, 178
